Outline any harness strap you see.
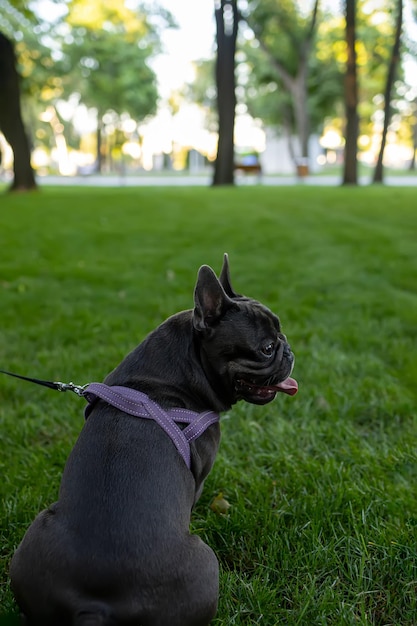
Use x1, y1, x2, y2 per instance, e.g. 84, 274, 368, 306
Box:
0, 369, 220, 470
83, 383, 219, 470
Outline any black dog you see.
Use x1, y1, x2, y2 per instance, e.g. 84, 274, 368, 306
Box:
10, 255, 297, 626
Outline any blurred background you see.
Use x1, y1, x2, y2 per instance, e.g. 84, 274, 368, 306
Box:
1, 0, 416, 185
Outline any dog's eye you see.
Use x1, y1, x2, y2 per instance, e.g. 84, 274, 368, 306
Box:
261, 342, 275, 357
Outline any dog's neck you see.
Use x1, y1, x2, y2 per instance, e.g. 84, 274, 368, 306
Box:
196, 341, 235, 409
104, 311, 233, 414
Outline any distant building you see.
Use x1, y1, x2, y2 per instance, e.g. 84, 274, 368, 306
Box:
260, 128, 322, 174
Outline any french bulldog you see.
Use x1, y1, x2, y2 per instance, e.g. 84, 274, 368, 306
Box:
10, 254, 297, 626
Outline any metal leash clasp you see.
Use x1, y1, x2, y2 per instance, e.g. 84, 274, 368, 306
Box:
54, 381, 89, 396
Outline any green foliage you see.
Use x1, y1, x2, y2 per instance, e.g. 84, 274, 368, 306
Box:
3, 0, 174, 128
238, 41, 293, 128
0, 0, 37, 37
356, 0, 404, 126
0, 186, 416, 623
59, 31, 158, 120
244, 0, 315, 77
184, 58, 217, 131
239, 0, 407, 138
55, 0, 170, 122
241, 0, 336, 134
307, 53, 344, 130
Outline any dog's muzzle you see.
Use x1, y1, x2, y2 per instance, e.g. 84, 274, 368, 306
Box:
234, 347, 298, 405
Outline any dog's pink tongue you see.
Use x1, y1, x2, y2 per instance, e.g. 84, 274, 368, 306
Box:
271, 377, 298, 396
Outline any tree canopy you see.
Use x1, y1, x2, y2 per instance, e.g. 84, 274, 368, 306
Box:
1, 0, 174, 177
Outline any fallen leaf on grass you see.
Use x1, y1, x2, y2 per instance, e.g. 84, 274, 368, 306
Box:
210, 492, 231, 515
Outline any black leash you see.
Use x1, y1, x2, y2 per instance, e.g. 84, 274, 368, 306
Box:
0, 369, 87, 396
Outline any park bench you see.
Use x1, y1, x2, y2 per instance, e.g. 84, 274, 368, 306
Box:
234, 154, 262, 180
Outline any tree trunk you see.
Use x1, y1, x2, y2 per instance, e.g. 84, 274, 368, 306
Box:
0, 33, 37, 191
283, 105, 297, 167
96, 115, 104, 173
293, 76, 309, 161
246, 0, 319, 173
296, 0, 319, 164
409, 116, 416, 170
213, 0, 239, 186
373, 0, 403, 184
343, 0, 359, 185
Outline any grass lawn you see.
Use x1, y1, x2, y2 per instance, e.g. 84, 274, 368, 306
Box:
0, 185, 416, 625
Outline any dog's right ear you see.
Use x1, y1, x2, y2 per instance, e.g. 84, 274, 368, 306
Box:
219, 253, 240, 298
193, 265, 233, 332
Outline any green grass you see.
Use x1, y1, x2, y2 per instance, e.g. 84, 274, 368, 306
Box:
0, 185, 416, 625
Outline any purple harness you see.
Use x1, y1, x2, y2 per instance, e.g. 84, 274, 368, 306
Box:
83, 383, 220, 470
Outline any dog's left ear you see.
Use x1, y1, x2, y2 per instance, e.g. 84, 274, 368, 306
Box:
219, 253, 240, 298
193, 265, 234, 332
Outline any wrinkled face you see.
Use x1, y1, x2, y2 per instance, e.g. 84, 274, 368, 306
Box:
200, 298, 297, 406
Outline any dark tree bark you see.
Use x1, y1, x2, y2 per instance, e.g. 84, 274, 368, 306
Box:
0, 33, 37, 191
373, 0, 403, 184
213, 0, 239, 186
343, 0, 359, 185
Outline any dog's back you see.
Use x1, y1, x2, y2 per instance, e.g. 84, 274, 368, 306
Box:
10, 389, 220, 625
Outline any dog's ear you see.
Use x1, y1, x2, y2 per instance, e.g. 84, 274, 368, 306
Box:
219, 253, 240, 298
193, 264, 234, 332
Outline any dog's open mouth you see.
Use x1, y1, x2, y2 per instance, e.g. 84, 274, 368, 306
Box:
235, 376, 298, 404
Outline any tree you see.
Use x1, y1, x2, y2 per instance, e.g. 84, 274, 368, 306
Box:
343, 0, 359, 185
244, 0, 320, 171
409, 100, 417, 170
2, 0, 173, 176
1, 0, 80, 185
241, 22, 343, 164
0, 32, 36, 190
373, 0, 403, 183
60, 34, 158, 172
57, 0, 168, 172
213, 0, 239, 186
